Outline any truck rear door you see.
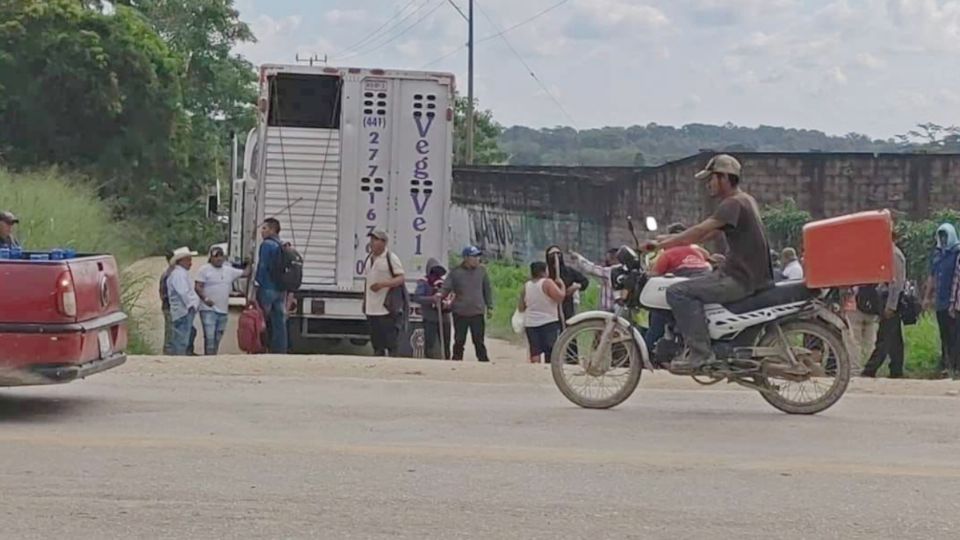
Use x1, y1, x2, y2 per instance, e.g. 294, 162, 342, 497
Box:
261, 72, 343, 288
390, 78, 453, 283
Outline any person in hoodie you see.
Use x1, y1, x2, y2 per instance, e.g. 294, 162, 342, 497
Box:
440, 246, 494, 362
926, 223, 960, 378
413, 258, 452, 359
545, 245, 590, 322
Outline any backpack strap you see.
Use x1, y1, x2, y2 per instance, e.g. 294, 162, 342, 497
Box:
386, 251, 397, 278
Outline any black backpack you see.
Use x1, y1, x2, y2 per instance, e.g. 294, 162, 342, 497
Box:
898, 289, 921, 326
855, 285, 883, 316
269, 239, 303, 292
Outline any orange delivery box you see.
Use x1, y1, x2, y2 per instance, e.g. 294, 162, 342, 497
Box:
802, 210, 894, 289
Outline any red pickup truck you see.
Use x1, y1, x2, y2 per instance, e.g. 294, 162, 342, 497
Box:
0, 253, 127, 386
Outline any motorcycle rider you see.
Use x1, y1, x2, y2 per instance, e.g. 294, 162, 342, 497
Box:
651, 154, 774, 372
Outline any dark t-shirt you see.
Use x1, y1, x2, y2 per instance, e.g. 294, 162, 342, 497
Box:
711, 191, 773, 293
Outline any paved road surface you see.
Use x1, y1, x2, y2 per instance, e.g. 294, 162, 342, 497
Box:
2, 357, 960, 539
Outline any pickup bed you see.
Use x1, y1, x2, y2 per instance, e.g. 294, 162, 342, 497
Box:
0, 254, 127, 386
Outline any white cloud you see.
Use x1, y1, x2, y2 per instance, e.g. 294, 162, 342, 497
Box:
235, 14, 303, 65
567, 0, 669, 37
828, 66, 848, 85
685, 0, 799, 25
231, 0, 960, 138
325, 9, 366, 24
394, 39, 422, 58
853, 52, 885, 70
680, 93, 702, 109
885, 0, 960, 53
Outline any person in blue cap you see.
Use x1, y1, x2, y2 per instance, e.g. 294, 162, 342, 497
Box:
439, 246, 493, 362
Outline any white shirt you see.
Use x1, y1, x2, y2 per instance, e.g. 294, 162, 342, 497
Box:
524, 279, 560, 328
196, 264, 245, 314
364, 251, 404, 316
782, 260, 804, 280
167, 265, 200, 320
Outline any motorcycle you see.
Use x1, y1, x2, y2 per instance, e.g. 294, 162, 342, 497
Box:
550, 217, 851, 415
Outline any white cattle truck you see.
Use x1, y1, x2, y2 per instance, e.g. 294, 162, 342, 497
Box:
229, 64, 455, 354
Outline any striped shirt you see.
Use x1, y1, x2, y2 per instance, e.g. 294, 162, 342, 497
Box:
570, 254, 617, 312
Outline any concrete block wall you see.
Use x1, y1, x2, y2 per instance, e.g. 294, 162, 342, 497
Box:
451, 153, 960, 263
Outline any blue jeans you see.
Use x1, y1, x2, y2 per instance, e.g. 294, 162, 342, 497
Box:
171, 310, 197, 356
200, 310, 229, 355
257, 288, 288, 353
644, 310, 669, 353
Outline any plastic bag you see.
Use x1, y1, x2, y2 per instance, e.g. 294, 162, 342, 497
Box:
511, 309, 524, 334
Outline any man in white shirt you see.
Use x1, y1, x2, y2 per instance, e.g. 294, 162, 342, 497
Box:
364, 230, 405, 356
781, 247, 804, 281
196, 246, 249, 355
166, 246, 200, 356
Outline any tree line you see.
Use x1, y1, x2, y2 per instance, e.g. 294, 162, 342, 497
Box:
0, 0, 255, 252
496, 123, 958, 167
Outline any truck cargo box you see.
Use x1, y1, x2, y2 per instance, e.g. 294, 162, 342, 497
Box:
803, 210, 894, 288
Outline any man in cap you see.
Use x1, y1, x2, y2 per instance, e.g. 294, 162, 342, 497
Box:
364, 229, 406, 356
651, 154, 774, 372
440, 246, 493, 362
0, 211, 20, 248
166, 246, 200, 356
196, 245, 250, 355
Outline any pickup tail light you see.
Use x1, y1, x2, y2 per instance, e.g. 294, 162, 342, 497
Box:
56, 271, 77, 318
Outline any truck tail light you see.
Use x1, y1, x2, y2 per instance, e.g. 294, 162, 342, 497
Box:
56, 271, 77, 318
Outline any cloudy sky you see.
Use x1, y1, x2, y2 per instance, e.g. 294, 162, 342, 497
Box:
235, 0, 960, 139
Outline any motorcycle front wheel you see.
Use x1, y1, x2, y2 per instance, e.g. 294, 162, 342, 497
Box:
550, 319, 643, 409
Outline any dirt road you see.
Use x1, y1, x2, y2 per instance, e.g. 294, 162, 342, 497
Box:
3, 356, 960, 539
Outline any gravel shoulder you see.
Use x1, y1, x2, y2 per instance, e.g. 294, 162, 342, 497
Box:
123, 354, 960, 397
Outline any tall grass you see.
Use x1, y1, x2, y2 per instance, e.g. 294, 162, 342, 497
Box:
0, 168, 152, 353
903, 315, 941, 378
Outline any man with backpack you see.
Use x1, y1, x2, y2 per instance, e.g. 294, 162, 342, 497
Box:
363, 229, 406, 357
254, 218, 301, 353
862, 239, 908, 378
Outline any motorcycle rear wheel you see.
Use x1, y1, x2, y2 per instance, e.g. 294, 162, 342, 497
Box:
550, 319, 643, 409
756, 320, 851, 415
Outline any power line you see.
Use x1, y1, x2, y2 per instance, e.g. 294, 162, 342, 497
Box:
473, 0, 577, 126
421, 44, 467, 68
332, 0, 424, 58
336, 0, 446, 61
477, 0, 569, 43
420, 0, 571, 69
445, 0, 468, 22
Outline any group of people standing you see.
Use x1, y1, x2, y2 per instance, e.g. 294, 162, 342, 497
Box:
160, 245, 249, 356
366, 232, 495, 362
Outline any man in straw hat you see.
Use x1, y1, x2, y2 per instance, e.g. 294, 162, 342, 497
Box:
166, 246, 200, 356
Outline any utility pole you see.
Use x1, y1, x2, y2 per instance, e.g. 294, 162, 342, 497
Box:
295, 53, 327, 67
466, 0, 475, 165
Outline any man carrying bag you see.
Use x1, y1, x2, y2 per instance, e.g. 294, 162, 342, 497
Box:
363, 230, 407, 357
